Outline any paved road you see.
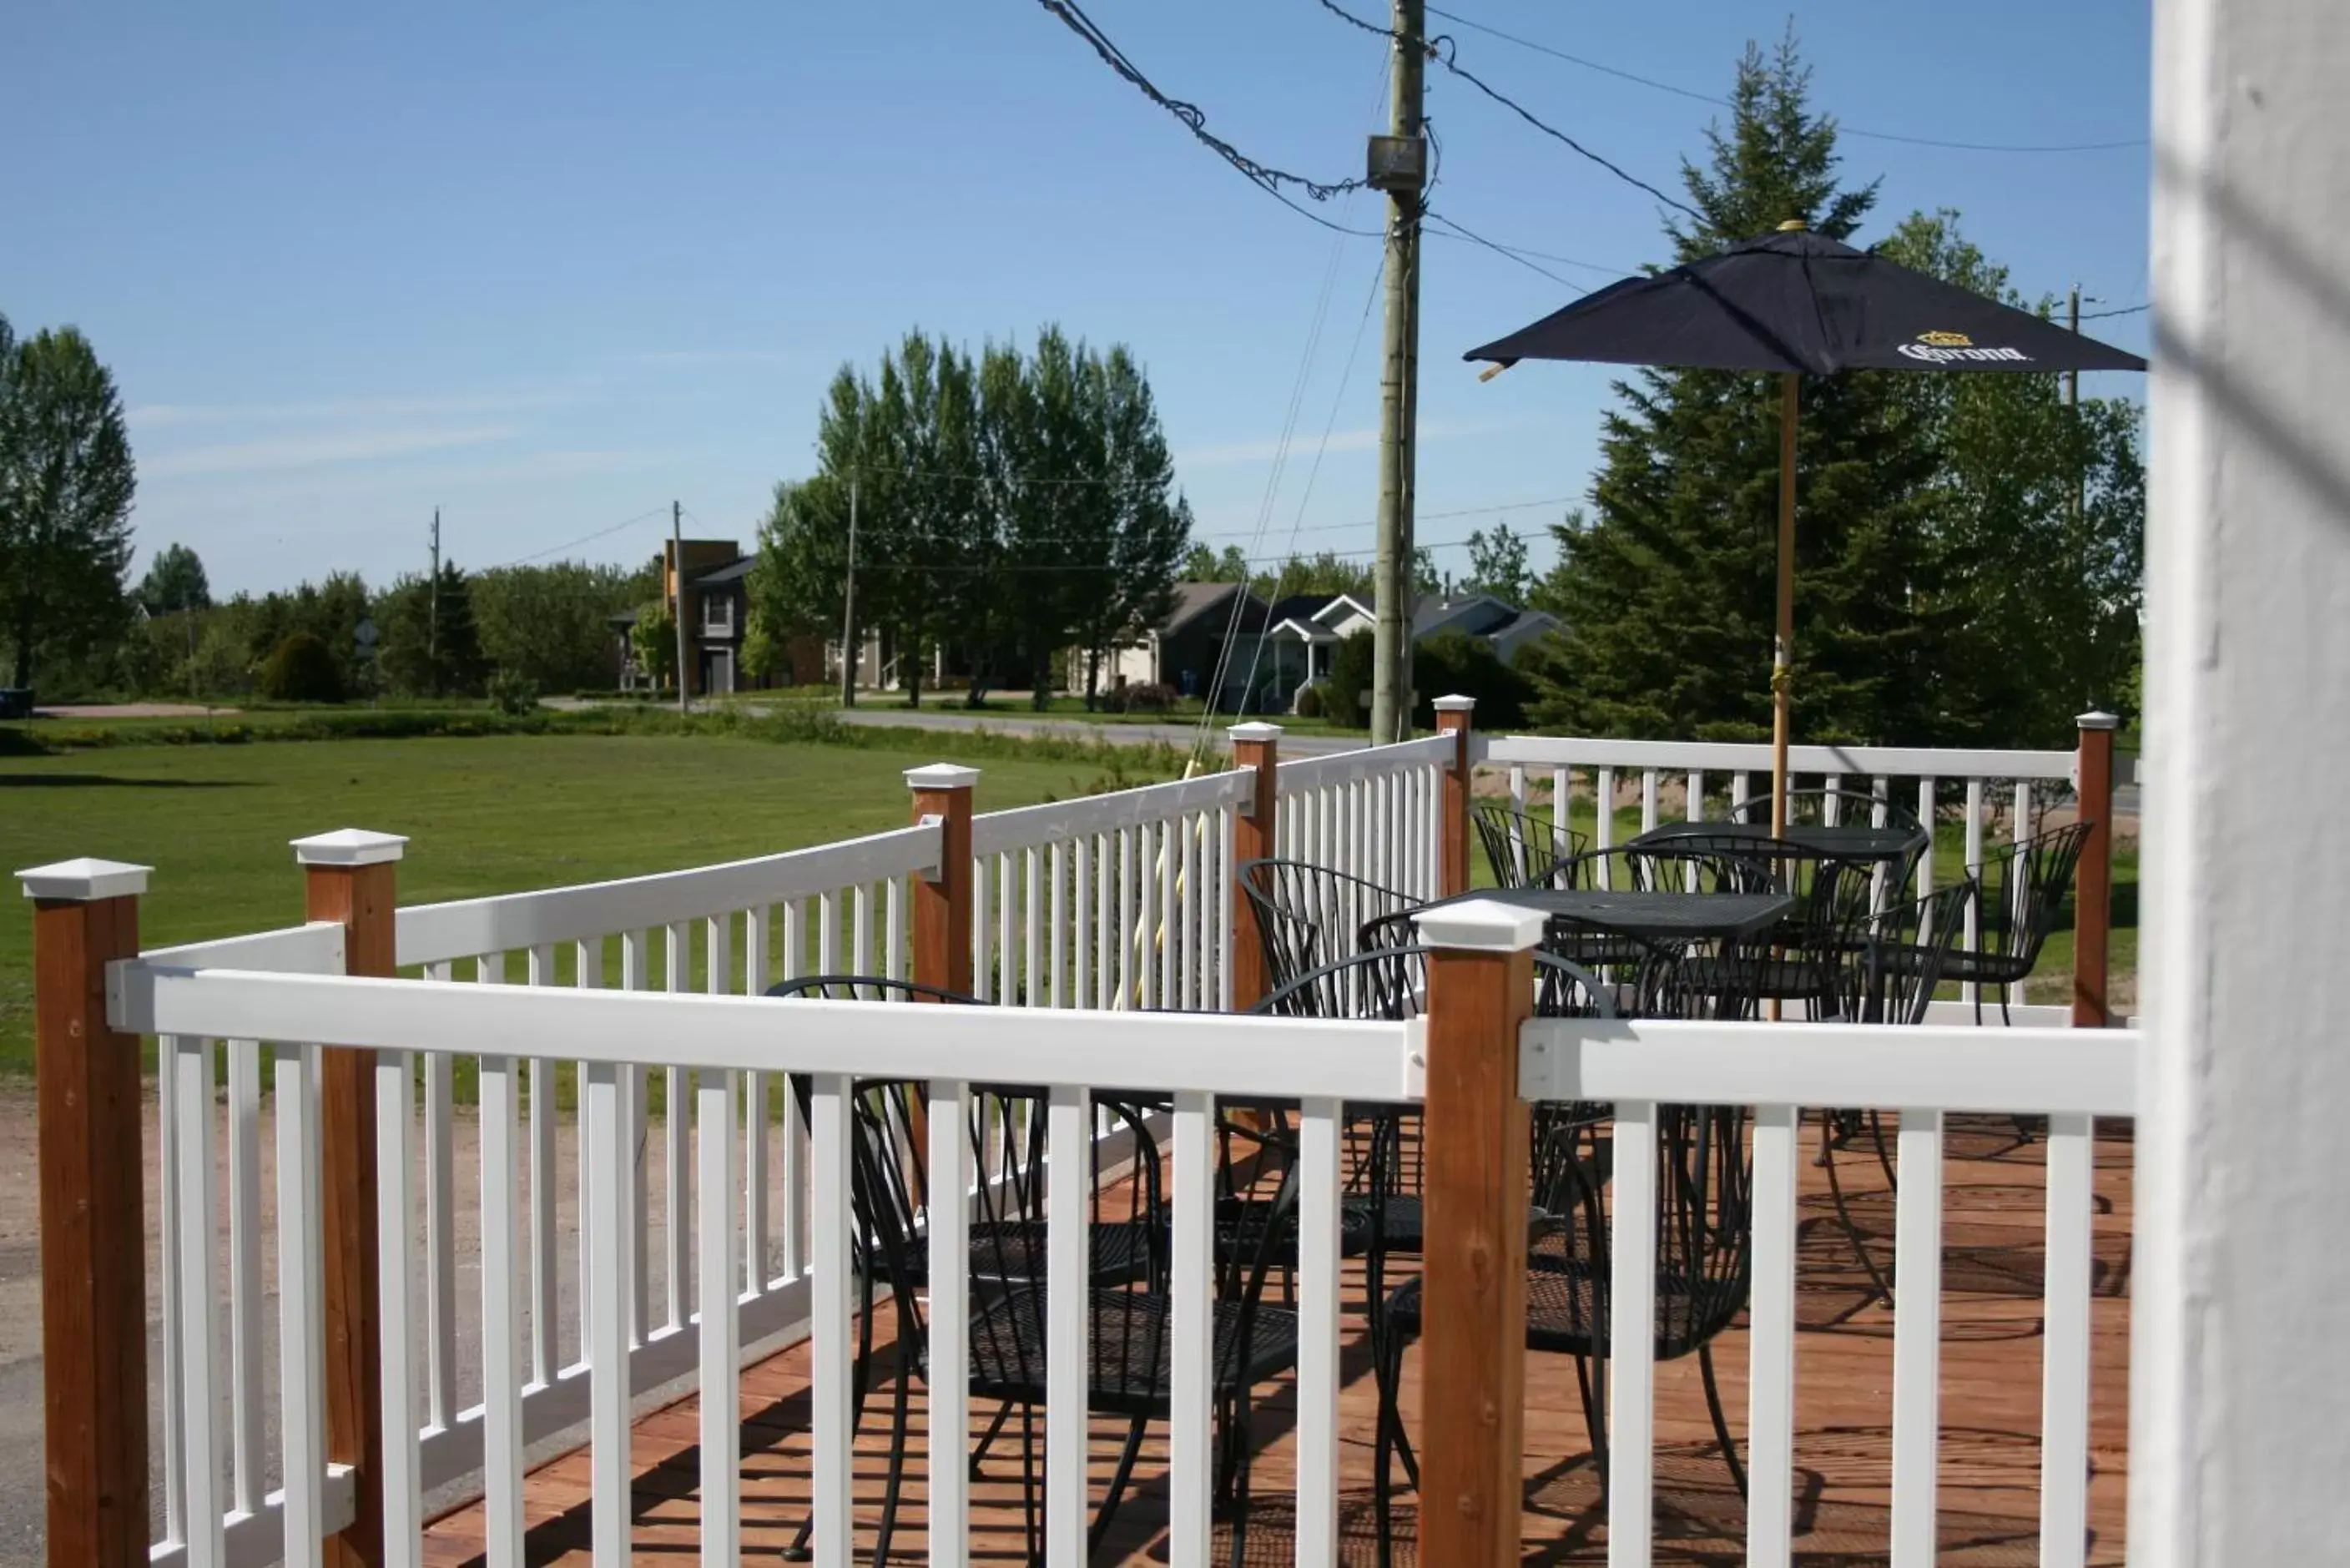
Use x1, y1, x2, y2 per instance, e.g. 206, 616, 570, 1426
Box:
830, 705, 1367, 756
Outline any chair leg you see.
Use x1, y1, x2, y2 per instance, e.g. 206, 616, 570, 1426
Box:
1087, 1415, 1152, 1556
970, 1399, 1014, 1480
870, 1340, 920, 1565
1017, 1400, 1042, 1568
1823, 1120, 1897, 1308
1699, 1342, 1747, 1499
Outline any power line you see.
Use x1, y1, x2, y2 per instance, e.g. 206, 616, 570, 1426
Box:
2077, 303, 2149, 321
1315, 0, 1702, 220
1424, 3, 2149, 154
1423, 209, 1585, 288
1031, 0, 1367, 206
486, 507, 670, 570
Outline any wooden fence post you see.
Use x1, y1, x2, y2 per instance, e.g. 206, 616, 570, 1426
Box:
905, 765, 978, 997
23, 857, 151, 1567
1228, 722, 1282, 1012
295, 829, 407, 1568
1434, 695, 1476, 898
1410, 896, 1543, 1567
2072, 712, 2119, 1027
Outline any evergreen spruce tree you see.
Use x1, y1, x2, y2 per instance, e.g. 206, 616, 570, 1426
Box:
1525, 34, 1944, 744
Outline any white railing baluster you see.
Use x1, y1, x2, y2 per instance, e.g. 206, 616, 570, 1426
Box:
1596, 764, 1617, 857
226, 1036, 265, 1518
853, 883, 874, 989
574, 941, 599, 1370
159, 1032, 188, 1551
1608, 1097, 1657, 1567
1916, 778, 1939, 903
971, 858, 992, 1001
999, 852, 1017, 1001
2010, 781, 2034, 1009
1158, 815, 1178, 1009
927, 1079, 972, 1566
1026, 845, 1045, 1006
809, 1074, 855, 1568
1076, 834, 1096, 1008
1889, 1107, 1946, 1568
528, 945, 558, 1387
1294, 1097, 1344, 1568
2039, 1112, 2095, 1568
817, 889, 839, 980
622, 931, 652, 1344
1823, 773, 1843, 825
697, 1067, 739, 1566
1051, 839, 1069, 1008
1178, 812, 1199, 1007
479, 1055, 524, 1566
1117, 826, 1137, 1010
377, 1045, 422, 1564
886, 875, 906, 983
585, 1056, 633, 1564
173, 1036, 225, 1568
744, 906, 770, 1293
424, 966, 458, 1431
276, 1046, 326, 1568
1732, 769, 1751, 819
666, 922, 692, 1331
1746, 1103, 1799, 1568
580, 1048, 629, 1560
1046, 1082, 1092, 1563
1641, 768, 1660, 833
1167, 1091, 1215, 1567
1962, 780, 1985, 1001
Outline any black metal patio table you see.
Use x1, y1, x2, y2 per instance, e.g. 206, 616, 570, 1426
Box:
1450, 885, 1798, 944
1627, 817, 1926, 870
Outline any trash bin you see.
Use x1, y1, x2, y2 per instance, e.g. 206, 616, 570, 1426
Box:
0, 689, 32, 721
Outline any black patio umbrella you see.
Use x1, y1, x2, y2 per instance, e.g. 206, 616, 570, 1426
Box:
1466, 222, 2146, 832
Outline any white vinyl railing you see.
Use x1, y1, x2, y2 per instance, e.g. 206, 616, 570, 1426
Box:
970, 768, 1254, 1011
1483, 734, 2085, 1008
1276, 734, 1450, 905
117, 965, 1399, 1568
1519, 1016, 2136, 1568
118, 952, 2135, 1568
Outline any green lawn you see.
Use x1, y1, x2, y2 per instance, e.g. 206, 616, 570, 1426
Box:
0, 732, 1172, 1071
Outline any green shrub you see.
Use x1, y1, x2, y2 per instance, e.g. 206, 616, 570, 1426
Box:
486, 668, 540, 715
1291, 683, 1324, 719
259, 633, 343, 703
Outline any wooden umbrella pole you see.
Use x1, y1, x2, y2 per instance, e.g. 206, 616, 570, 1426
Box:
1771, 370, 1799, 838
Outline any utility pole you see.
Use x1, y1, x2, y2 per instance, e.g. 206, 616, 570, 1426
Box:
427, 507, 440, 696
2065, 283, 2090, 527
1369, 0, 1426, 745
671, 500, 689, 713
840, 477, 860, 708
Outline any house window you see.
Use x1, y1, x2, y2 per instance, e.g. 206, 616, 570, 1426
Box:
701, 597, 735, 638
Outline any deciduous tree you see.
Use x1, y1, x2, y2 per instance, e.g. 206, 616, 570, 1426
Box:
0, 318, 137, 687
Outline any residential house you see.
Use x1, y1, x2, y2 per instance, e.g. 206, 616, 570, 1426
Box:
611, 539, 825, 696
1083, 580, 1561, 715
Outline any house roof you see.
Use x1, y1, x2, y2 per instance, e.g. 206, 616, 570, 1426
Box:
689, 556, 756, 587
1162, 581, 1270, 636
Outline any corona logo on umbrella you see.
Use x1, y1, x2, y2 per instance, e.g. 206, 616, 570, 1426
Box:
1899, 330, 2033, 365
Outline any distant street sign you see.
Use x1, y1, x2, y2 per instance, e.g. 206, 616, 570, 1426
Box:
356, 618, 379, 653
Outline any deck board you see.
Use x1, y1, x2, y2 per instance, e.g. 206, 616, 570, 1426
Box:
421, 1113, 2131, 1565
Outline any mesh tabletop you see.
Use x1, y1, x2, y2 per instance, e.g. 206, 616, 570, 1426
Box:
1630, 819, 1925, 865
1462, 887, 1797, 942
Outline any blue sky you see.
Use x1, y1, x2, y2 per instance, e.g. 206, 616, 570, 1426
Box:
5, 1, 2151, 597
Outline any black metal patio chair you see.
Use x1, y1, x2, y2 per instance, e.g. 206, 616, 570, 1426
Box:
1471, 798, 1591, 890
767, 976, 1172, 1565
1629, 830, 1881, 1016
1817, 880, 1977, 1305
1939, 819, 2095, 1024
1237, 857, 1423, 994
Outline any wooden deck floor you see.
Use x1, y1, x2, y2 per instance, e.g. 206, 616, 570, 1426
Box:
421, 1115, 2133, 1565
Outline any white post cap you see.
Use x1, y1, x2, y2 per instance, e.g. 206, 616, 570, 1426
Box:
1411, 897, 1547, 953
1228, 722, 1284, 743
2076, 710, 2121, 731
291, 829, 410, 867
1432, 694, 1478, 713
19, 857, 152, 902
904, 763, 981, 791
